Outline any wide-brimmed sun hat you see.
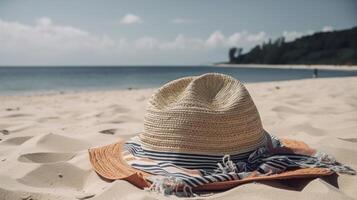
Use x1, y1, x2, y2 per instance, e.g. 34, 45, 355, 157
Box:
89, 73, 355, 196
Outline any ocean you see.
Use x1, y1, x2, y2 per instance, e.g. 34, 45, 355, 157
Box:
0, 66, 357, 95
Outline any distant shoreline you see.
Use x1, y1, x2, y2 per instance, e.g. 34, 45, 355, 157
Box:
214, 64, 357, 71
1, 65, 357, 96
1, 64, 357, 71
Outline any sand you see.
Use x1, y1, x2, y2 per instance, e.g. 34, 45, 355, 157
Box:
215, 64, 357, 71
0, 77, 356, 200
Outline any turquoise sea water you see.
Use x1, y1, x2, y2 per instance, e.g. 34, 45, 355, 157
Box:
0, 66, 357, 95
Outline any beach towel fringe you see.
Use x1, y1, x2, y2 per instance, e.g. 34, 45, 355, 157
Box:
213, 149, 356, 177
215, 155, 238, 174
145, 176, 195, 197
311, 151, 356, 175
126, 137, 355, 198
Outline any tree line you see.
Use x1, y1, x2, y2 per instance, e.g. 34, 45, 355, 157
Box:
228, 27, 357, 65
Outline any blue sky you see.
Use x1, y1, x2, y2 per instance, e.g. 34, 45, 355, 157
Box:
0, 0, 356, 65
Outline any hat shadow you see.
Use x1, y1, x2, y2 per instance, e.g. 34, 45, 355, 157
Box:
258, 173, 339, 191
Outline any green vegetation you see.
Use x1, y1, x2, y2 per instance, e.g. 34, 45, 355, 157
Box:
228, 27, 357, 65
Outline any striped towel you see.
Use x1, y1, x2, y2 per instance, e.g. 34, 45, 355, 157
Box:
122, 136, 355, 196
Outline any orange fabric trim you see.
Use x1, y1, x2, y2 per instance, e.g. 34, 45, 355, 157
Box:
88, 140, 151, 189
279, 139, 317, 156
88, 139, 333, 191
195, 168, 332, 191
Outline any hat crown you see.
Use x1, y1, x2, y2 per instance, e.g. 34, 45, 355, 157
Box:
140, 73, 266, 155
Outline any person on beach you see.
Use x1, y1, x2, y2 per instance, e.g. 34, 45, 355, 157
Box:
313, 68, 319, 78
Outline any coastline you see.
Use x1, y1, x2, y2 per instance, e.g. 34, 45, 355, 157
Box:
0, 77, 357, 199
214, 63, 357, 71
1, 65, 357, 96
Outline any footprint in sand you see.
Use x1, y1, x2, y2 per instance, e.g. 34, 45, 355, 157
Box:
17, 162, 90, 190
272, 105, 304, 114
0, 136, 33, 146
105, 120, 124, 124
38, 116, 60, 123
0, 129, 10, 135
338, 138, 357, 143
103, 115, 142, 124
293, 123, 326, 136
2, 123, 36, 134
96, 105, 131, 118
5, 107, 20, 111
75, 192, 95, 200
4, 113, 32, 118
18, 152, 75, 163
36, 133, 91, 152
99, 129, 117, 135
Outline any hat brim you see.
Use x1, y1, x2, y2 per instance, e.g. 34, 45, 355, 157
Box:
89, 139, 151, 189
89, 137, 333, 192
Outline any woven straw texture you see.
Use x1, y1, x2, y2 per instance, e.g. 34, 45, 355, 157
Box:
139, 73, 266, 155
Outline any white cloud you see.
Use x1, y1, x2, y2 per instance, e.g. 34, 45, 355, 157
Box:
36, 17, 52, 26
156, 31, 267, 50
282, 30, 304, 42
119, 14, 143, 24
206, 31, 226, 47
159, 34, 204, 50
171, 18, 196, 24
134, 37, 159, 50
0, 17, 268, 65
0, 17, 341, 65
246, 31, 267, 42
322, 26, 333, 32
0, 17, 117, 61
205, 30, 267, 48
282, 26, 335, 42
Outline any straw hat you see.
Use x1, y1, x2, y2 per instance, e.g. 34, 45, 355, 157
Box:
89, 73, 345, 194
140, 73, 266, 155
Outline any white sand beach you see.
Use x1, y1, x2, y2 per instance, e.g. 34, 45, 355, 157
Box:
0, 77, 356, 200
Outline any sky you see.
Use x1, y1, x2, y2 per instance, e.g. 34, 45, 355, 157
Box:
0, 0, 356, 66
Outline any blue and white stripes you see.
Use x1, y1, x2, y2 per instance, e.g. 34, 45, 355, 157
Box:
122, 136, 355, 190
